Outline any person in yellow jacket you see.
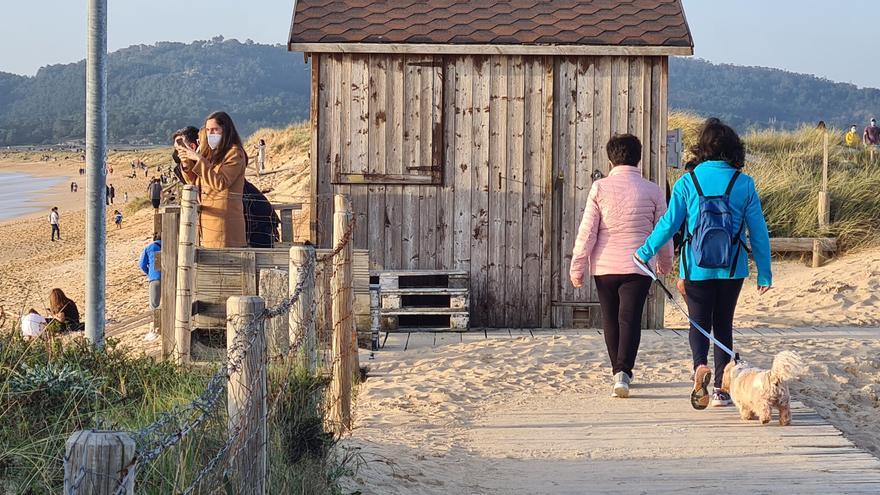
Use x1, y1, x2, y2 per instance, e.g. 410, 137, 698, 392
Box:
845, 124, 860, 147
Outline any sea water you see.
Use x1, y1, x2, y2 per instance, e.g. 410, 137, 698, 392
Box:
0, 172, 66, 221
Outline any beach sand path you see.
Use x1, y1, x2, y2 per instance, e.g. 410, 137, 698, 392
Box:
344, 329, 880, 494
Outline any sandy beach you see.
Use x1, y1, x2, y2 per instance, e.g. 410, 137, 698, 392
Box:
0, 146, 309, 350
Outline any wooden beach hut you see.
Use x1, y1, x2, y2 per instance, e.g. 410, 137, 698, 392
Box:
288, 0, 693, 328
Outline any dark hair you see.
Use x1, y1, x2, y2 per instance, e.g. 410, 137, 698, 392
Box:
49, 288, 72, 314
203, 111, 245, 165
690, 118, 745, 169
683, 159, 698, 172
606, 134, 642, 166
153, 232, 161, 241
172, 126, 200, 145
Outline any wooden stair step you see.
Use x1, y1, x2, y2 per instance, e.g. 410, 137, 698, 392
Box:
379, 287, 469, 295
374, 269, 468, 277
380, 308, 468, 315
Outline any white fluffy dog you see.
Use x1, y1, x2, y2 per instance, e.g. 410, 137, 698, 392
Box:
721, 351, 807, 426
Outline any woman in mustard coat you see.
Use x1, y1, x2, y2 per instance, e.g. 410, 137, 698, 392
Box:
176, 111, 247, 248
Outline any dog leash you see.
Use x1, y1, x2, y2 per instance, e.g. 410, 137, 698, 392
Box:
632, 255, 740, 362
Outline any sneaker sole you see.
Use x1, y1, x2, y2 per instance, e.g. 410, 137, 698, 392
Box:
613, 384, 630, 398
690, 368, 712, 410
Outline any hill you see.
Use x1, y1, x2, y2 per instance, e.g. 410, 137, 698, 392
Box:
670, 57, 880, 131
3, 39, 880, 145
0, 37, 310, 146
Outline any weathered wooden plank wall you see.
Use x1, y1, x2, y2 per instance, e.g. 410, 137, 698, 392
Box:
313, 53, 667, 328
551, 56, 667, 328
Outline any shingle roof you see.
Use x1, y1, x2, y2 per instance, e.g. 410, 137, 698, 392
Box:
288, 0, 693, 49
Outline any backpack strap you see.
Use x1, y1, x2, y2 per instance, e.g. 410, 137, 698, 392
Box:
689, 171, 705, 197
724, 170, 742, 196
727, 184, 751, 277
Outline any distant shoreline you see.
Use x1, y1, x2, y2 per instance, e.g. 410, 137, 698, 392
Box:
0, 161, 80, 224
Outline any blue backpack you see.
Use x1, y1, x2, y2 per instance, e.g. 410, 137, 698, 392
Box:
684, 171, 746, 278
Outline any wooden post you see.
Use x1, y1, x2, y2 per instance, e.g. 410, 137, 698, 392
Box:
812, 239, 824, 268
369, 284, 380, 351
330, 195, 354, 431
226, 296, 268, 495
64, 430, 136, 495
818, 131, 831, 229
152, 208, 161, 236
280, 209, 294, 243
173, 185, 198, 365
290, 245, 317, 372
258, 268, 289, 359
160, 205, 180, 360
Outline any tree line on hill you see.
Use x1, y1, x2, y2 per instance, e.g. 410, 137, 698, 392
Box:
0, 37, 310, 146
0, 38, 878, 146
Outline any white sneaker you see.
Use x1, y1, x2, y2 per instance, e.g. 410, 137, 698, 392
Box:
143, 331, 159, 342
612, 372, 631, 398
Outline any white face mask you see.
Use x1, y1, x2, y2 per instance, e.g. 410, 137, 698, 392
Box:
207, 133, 222, 150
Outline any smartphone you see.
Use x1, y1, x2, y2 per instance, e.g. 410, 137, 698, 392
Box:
175, 137, 186, 147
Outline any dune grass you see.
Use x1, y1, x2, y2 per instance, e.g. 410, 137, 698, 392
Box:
0, 330, 351, 494
669, 112, 880, 251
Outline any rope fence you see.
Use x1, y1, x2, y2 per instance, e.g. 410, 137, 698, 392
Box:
62, 193, 359, 495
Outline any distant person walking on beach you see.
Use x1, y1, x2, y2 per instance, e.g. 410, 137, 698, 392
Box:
109, 184, 116, 204
636, 118, 772, 409
175, 111, 248, 248
864, 118, 880, 147
139, 233, 162, 342
570, 134, 673, 399
845, 125, 860, 147
148, 178, 163, 210
45, 288, 81, 334
124, 191, 129, 203
256, 138, 266, 174
48, 207, 60, 241
70, 181, 75, 193
113, 210, 123, 229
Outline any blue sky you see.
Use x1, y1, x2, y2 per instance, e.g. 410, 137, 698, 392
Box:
1, 1, 876, 88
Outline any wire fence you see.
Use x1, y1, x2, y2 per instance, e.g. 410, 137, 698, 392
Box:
63, 195, 359, 495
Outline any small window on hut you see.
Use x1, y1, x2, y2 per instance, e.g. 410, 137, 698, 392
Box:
331, 55, 444, 185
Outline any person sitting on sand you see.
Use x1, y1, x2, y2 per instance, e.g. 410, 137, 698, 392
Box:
636, 118, 772, 409
570, 134, 673, 398
20, 308, 47, 339
45, 288, 81, 334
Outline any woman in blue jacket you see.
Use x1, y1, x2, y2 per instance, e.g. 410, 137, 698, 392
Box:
636, 118, 772, 408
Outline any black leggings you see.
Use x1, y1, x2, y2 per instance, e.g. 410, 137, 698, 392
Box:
684, 278, 744, 388
594, 274, 653, 378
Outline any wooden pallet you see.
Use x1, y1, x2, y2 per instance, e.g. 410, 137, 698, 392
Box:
378, 270, 468, 290
380, 287, 469, 311
372, 270, 471, 338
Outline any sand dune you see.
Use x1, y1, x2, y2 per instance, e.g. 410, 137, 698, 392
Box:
665, 251, 880, 328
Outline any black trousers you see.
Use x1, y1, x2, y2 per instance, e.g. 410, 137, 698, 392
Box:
684, 278, 744, 388
51, 224, 60, 241
594, 274, 653, 377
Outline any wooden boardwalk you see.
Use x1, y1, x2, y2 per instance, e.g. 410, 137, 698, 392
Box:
365, 328, 880, 494
380, 326, 880, 350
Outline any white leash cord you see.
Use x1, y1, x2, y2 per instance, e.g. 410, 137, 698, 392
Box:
632, 255, 738, 360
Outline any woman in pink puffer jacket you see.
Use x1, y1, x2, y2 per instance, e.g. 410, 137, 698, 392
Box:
569, 134, 674, 398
